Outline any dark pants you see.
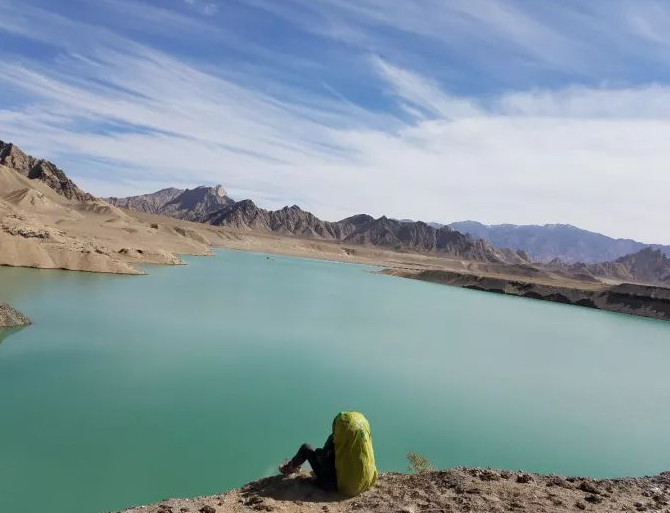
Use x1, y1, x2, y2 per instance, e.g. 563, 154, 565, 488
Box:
290, 443, 337, 491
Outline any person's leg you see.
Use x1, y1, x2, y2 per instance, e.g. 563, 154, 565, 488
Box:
279, 443, 323, 480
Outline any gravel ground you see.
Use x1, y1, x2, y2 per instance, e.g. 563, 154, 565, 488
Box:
114, 467, 670, 513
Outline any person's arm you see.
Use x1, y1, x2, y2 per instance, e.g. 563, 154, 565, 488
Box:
323, 434, 334, 453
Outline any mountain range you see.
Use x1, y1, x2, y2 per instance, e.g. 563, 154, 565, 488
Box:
550, 247, 670, 286
2, 138, 670, 286
106, 184, 670, 285
449, 220, 670, 264
108, 188, 528, 264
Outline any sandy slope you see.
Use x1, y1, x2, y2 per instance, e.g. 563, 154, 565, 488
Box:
0, 165, 212, 275
114, 468, 670, 513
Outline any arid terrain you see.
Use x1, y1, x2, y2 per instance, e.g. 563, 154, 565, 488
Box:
115, 467, 670, 513
2, 142, 670, 511
2, 138, 670, 324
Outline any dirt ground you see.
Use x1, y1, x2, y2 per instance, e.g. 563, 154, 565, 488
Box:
115, 468, 670, 513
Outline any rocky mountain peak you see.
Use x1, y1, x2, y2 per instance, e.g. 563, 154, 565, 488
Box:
107, 184, 234, 222
211, 185, 227, 197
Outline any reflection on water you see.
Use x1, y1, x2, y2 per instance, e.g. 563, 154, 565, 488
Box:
0, 326, 26, 346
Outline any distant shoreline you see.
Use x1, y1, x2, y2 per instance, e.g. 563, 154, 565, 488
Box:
385, 268, 670, 322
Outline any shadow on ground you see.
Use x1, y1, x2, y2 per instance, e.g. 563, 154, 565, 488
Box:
241, 474, 346, 503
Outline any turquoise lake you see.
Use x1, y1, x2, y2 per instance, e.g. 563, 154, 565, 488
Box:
1, 249, 670, 513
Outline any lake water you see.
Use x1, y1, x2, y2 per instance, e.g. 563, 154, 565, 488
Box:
1, 249, 670, 513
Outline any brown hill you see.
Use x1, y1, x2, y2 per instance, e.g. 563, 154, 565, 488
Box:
0, 141, 215, 275
0, 140, 94, 201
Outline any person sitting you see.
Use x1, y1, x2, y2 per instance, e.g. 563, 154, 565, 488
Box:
278, 411, 377, 496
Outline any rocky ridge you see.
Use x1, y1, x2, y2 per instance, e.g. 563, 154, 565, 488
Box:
387, 268, 670, 321
107, 185, 234, 222
549, 248, 670, 286
0, 140, 94, 202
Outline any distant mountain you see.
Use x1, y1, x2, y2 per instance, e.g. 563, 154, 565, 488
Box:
551, 248, 670, 286
0, 140, 94, 201
394, 218, 445, 230
112, 189, 527, 264
107, 185, 234, 222
449, 221, 670, 264
107, 187, 183, 214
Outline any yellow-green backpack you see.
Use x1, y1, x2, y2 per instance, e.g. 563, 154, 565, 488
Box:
333, 412, 378, 496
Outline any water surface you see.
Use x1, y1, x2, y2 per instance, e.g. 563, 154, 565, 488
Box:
1, 249, 670, 513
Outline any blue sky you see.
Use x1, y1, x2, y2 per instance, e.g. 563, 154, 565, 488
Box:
1, 0, 670, 243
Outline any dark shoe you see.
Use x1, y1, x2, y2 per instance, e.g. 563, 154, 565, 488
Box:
278, 459, 299, 476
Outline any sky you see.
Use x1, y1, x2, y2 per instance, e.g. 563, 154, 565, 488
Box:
1, 0, 670, 243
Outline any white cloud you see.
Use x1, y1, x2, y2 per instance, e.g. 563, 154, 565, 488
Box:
183, 0, 218, 16
1, 1, 670, 244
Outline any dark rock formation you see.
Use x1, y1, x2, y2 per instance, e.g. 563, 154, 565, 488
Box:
0, 302, 31, 327
0, 140, 94, 201
107, 187, 184, 214
108, 185, 234, 222
388, 268, 670, 321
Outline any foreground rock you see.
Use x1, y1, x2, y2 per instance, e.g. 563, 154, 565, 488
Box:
386, 268, 670, 321
114, 468, 670, 513
0, 302, 31, 327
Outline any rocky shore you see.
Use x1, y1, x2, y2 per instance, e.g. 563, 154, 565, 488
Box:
0, 301, 31, 327
385, 268, 670, 321
114, 467, 670, 513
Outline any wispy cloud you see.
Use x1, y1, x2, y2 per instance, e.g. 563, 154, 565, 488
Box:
184, 0, 218, 16
1, 0, 670, 243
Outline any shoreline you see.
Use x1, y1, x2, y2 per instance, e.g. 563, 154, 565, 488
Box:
2, 191, 668, 324
114, 467, 670, 513
385, 268, 670, 322
3, 219, 670, 323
